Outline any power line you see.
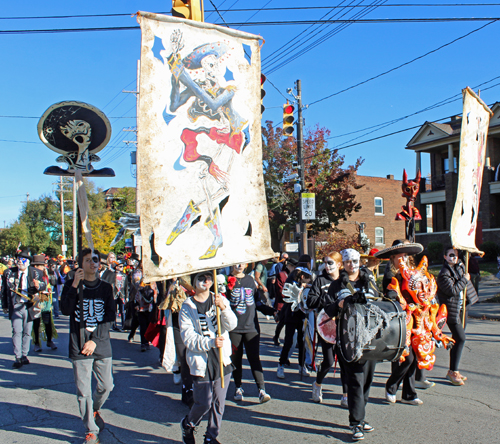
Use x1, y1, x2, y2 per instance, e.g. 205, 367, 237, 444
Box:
308, 19, 498, 106
2, 4, 500, 20
264, 0, 389, 74
3, 17, 500, 34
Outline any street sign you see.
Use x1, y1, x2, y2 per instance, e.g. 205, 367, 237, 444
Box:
301, 193, 316, 220
61, 244, 67, 252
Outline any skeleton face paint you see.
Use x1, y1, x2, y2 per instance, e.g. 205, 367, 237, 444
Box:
17, 258, 29, 270
343, 259, 360, 276
196, 274, 213, 291
324, 258, 337, 275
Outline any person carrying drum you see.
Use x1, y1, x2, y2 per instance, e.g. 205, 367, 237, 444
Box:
375, 240, 427, 404
324, 248, 379, 442
307, 252, 349, 407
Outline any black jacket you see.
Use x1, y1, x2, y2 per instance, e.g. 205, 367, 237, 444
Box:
307, 269, 336, 310
325, 268, 380, 318
437, 261, 477, 324
2, 266, 47, 319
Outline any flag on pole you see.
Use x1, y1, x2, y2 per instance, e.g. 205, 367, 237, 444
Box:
450, 87, 493, 254
136, 12, 274, 281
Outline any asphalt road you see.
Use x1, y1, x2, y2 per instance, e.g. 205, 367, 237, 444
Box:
1, 310, 499, 444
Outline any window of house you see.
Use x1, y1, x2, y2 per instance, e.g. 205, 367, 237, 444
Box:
374, 197, 384, 215
375, 227, 384, 245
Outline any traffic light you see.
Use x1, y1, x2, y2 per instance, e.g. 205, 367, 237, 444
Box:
172, 0, 204, 22
283, 102, 295, 137
261, 74, 266, 114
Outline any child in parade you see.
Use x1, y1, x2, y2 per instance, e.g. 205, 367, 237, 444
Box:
179, 271, 237, 444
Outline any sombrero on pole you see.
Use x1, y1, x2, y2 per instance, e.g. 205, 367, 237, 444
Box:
374, 240, 423, 259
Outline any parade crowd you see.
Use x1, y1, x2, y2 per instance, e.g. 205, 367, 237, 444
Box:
1, 241, 479, 444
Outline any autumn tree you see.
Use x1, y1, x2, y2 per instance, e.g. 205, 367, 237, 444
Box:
262, 121, 364, 251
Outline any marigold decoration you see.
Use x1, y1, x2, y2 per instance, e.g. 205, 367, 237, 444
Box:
388, 256, 455, 370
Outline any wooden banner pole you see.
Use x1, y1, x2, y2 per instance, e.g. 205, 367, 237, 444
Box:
213, 269, 224, 388
463, 252, 469, 328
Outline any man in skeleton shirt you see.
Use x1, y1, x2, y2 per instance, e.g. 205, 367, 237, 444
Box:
61, 248, 115, 444
2, 249, 46, 369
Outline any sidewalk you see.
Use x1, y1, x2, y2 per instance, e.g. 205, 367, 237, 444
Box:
468, 274, 500, 320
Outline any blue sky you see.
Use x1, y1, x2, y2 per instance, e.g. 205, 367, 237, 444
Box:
1, 1, 499, 225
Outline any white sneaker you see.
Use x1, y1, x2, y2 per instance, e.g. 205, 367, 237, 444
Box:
300, 365, 311, 377
385, 392, 396, 403
415, 379, 435, 389
234, 387, 244, 401
312, 381, 323, 403
401, 397, 423, 406
259, 389, 271, 403
341, 395, 348, 408
277, 365, 285, 379
173, 372, 182, 385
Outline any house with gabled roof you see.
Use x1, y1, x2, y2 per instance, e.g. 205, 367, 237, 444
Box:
406, 102, 500, 248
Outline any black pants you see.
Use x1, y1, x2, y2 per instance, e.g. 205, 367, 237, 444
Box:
173, 324, 193, 394
131, 311, 150, 345
115, 297, 125, 328
448, 321, 467, 372
344, 358, 376, 426
316, 340, 348, 393
279, 318, 304, 366
386, 348, 417, 401
230, 331, 265, 391
33, 315, 53, 345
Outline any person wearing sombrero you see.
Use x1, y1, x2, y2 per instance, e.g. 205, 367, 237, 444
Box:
2, 249, 46, 369
166, 36, 251, 261
375, 240, 427, 405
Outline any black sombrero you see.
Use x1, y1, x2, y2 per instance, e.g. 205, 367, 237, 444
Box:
374, 240, 423, 259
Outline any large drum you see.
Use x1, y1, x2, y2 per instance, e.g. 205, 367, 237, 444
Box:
339, 299, 406, 363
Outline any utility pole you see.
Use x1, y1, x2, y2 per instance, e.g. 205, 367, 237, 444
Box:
295, 79, 307, 256
124, 60, 141, 255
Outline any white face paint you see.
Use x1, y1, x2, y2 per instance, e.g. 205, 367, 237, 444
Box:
324, 258, 337, 275
17, 258, 29, 271
344, 259, 360, 276
196, 274, 213, 291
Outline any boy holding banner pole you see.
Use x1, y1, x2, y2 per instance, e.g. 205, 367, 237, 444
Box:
179, 270, 237, 444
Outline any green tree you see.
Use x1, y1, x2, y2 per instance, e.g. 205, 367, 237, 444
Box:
111, 187, 136, 219
17, 195, 61, 256
262, 121, 363, 250
0, 221, 29, 255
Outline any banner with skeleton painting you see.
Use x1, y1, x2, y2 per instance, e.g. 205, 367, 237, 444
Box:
451, 87, 493, 254
136, 12, 275, 281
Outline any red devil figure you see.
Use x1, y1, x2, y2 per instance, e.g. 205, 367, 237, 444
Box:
395, 169, 422, 221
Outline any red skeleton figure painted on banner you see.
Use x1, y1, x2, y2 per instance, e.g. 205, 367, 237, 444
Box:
164, 30, 250, 260
387, 256, 455, 370
395, 169, 422, 221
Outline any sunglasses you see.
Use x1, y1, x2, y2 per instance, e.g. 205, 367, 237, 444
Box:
197, 275, 213, 282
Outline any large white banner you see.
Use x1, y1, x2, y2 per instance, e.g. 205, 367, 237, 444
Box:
136, 12, 274, 281
451, 87, 493, 253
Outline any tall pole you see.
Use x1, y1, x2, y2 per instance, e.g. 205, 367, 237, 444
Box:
296, 79, 307, 256
73, 176, 77, 259
135, 60, 141, 257
60, 176, 66, 252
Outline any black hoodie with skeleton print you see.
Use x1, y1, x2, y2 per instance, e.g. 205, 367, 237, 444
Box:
61, 278, 115, 360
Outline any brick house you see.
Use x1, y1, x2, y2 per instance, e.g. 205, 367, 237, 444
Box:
337, 174, 406, 249
406, 101, 500, 248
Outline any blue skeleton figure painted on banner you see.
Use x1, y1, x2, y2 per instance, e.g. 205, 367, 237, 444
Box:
165, 30, 251, 260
